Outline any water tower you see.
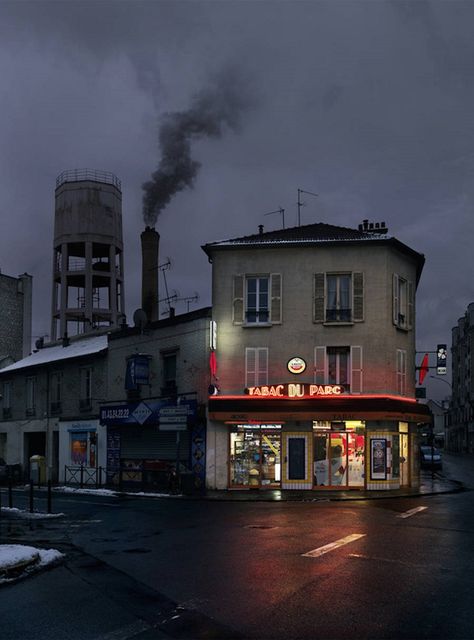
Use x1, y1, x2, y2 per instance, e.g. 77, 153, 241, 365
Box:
50, 169, 125, 341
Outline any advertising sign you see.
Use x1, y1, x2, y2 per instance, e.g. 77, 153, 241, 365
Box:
370, 438, 387, 480
436, 344, 447, 375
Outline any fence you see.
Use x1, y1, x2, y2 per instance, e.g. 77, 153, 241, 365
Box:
65, 465, 104, 488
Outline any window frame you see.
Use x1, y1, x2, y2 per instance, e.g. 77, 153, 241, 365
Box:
245, 275, 270, 325
245, 347, 269, 387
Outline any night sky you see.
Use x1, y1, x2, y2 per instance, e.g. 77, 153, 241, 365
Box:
1, 0, 471, 400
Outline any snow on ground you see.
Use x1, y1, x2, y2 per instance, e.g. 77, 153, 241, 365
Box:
53, 485, 176, 498
1, 506, 65, 518
0, 544, 64, 585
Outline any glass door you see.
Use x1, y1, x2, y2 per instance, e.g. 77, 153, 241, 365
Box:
400, 433, 409, 487
313, 431, 365, 488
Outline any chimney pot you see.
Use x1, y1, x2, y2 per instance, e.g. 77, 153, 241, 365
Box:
258, 225, 264, 235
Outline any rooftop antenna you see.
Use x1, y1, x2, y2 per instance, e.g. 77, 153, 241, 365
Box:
264, 207, 285, 229
297, 188, 318, 226
158, 258, 172, 314
176, 292, 200, 312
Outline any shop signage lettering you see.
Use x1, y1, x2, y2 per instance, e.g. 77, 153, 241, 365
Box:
101, 407, 130, 420
245, 383, 345, 397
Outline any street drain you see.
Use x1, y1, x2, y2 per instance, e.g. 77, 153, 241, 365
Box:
244, 524, 277, 530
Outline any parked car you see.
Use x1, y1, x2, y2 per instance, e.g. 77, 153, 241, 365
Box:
419, 446, 443, 470
0, 457, 8, 484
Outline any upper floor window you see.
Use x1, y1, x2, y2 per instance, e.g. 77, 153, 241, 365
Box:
397, 349, 407, 395
233, 274, 281, 325
50, 372, 62, 414
161, 350, 178, 398
2, 381, 11, 419
393, 274, 413, 330
314, 345, 363, 394
245, 347, 269, 387
313, 272, 364, 324
26, 377, 36, 416
80, 368, 92, 410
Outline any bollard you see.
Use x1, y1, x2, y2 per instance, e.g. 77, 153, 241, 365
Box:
80, 465, 84, 488
8, 477, 12, 508
29, 483, 34, 513
47, 480, 52, 514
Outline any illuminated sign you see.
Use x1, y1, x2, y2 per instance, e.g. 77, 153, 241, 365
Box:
287, 357, 306, 374
245, 383, 345, 398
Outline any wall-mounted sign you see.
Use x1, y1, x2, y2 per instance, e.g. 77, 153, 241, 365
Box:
125, 354, 151, 390
436, 344, 447, 375
245, 383, 345, 398
287, 357, 307, 375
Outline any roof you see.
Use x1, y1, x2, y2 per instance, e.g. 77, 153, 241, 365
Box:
0, 334, 108, 374
202, 221, 425, 283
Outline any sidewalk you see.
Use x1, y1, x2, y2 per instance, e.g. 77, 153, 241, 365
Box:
190, 472, 462, 502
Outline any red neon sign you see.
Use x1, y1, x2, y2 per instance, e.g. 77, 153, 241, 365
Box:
245, 383, 345, 398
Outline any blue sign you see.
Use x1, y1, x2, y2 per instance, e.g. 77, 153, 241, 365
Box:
125, 355, 150, 390
100, 399, 197, 427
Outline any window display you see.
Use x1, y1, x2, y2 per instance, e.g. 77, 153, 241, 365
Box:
230, 428, 281, 487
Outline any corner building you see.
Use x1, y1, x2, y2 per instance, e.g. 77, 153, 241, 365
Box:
203, 221, 431, 491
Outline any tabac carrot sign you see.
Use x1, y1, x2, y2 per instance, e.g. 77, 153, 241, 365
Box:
245, 383, 345, 398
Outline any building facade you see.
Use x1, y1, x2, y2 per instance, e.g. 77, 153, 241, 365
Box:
447, 302, 474, 452
0, 271, 32, 365
203, 221, 431, 491
0, 308, 211, 488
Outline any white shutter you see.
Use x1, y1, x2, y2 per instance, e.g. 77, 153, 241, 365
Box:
245, 348, 257, 387
233, 275, 244, 325
397, 349, 406, 395
270, 274, 282, 324
257, 348, 269, 385
314, 346, 326, 384
245, 348, 268, 387
351, 346, 363, 394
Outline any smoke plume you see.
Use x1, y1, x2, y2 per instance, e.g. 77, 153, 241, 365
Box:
142, 67, 253, 226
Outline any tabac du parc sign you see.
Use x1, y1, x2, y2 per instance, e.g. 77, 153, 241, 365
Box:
245, 383, 345, 398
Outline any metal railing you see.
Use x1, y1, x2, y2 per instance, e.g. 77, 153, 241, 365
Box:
56, 169, 121, 190
65, 465, 103, 487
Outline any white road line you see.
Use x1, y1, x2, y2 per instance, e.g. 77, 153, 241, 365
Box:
397, 506, 428, 519
302, 533, 366, 558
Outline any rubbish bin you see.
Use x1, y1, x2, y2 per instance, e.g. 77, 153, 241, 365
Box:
30, 455, 46, 485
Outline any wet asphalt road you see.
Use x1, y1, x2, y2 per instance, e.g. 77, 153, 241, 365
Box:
1, 453, 474, 640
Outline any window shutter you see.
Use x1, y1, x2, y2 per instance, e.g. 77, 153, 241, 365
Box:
313, 273, 325, 323
257, 348, 269, 385
392, 274, 399, 326
314, 346, 326, 384
351, 346, 363, 394
245, 348, 257, 387
353, 272, 364, 322
233, 275, 244, 325
407, 281, 414, 330
397, 349, 406, 395
270, 274, 282, 324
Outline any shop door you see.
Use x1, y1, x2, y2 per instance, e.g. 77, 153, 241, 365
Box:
400, 433, 409, 487
313, 432, 365, 488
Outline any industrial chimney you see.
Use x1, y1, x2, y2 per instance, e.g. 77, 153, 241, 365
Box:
141, 226, 159, 323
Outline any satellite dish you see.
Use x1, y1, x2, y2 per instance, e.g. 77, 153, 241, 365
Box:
133, 308, 148, 330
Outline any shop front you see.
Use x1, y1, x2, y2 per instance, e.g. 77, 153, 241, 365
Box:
208, 387, 431, 492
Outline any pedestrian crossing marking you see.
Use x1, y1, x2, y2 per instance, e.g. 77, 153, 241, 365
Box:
302, 533, 366, 558
397, 506, 428, 519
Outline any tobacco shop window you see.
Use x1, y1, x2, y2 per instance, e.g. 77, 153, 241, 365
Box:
70, 431, 97, 468
80, 368, 92, 410
313, 272, 364, 324
26, 377, 36, 416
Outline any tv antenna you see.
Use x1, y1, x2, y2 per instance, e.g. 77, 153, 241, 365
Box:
297, 188, 318, 226
158, 258, 173, 314
264, 207, 285, 229
176, 292, 199, 312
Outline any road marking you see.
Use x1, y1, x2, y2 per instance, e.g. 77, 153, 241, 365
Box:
397, 506, 428, 519
302, 533, 366, 558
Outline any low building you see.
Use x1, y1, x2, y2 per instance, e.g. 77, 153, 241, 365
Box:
203, 221, 431, 491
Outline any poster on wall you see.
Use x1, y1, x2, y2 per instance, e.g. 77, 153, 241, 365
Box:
371, 438, 387, 480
